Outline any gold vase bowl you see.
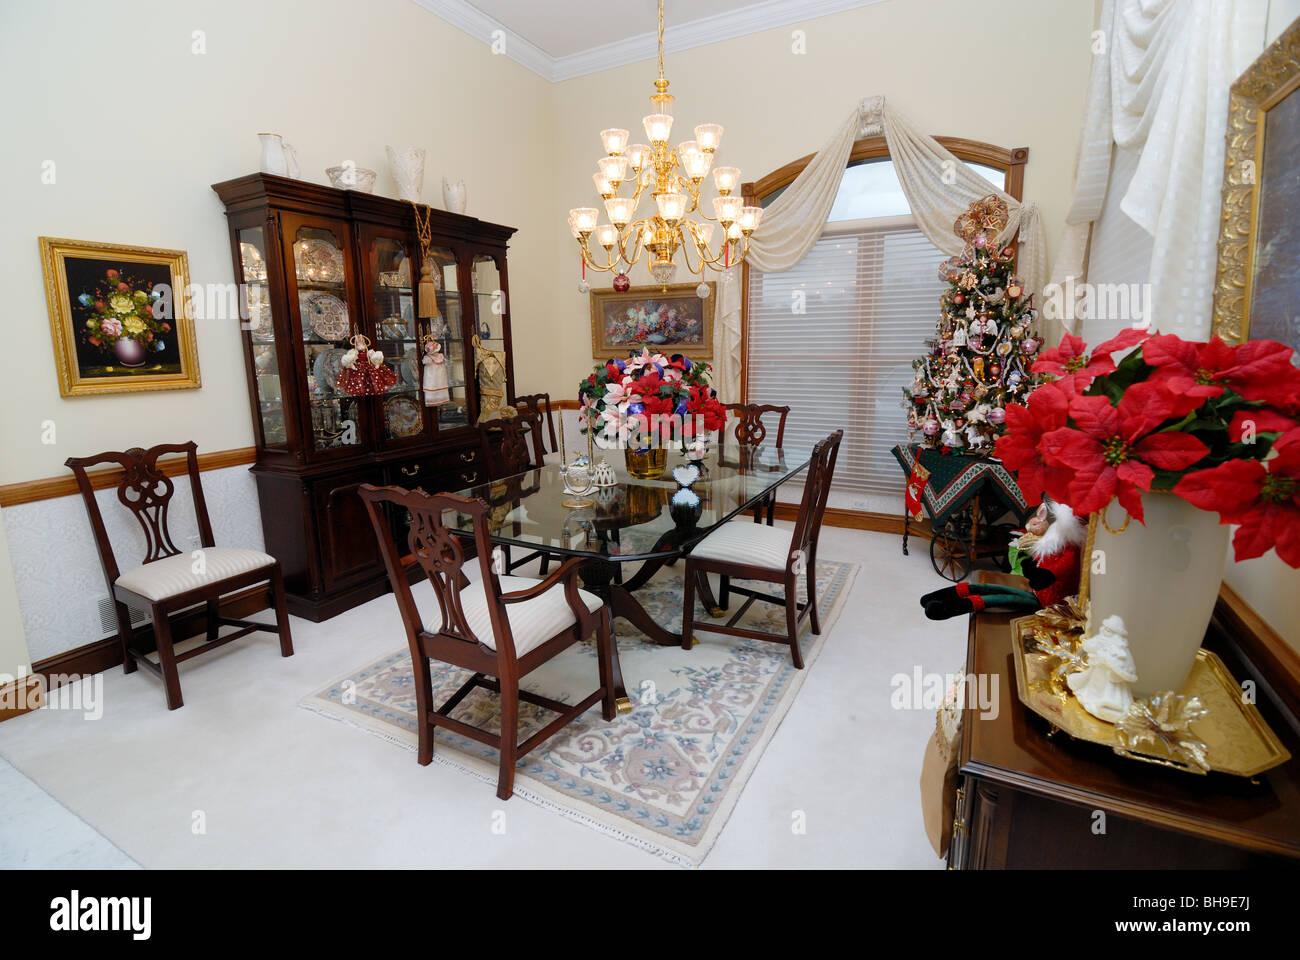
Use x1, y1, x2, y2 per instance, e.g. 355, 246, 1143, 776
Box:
624, 447, 668, 480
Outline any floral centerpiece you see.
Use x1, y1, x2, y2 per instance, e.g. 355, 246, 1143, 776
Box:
77, 268, 170, 368
995, 328, 1300, 696
579, 348, 725, 475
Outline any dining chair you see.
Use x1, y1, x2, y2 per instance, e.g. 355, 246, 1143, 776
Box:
359, 483, 622, 800
681, 429, 842, 668
478, 414, 554, 575
724, 402, 791, 525
512, 392, 558, 459
65, 441, 293, 710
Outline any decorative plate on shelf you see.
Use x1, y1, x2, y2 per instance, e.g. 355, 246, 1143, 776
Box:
295, 239, 345, 283
384, 394, 423, 437
302, 292, 350, 341
312, 347, 345, 390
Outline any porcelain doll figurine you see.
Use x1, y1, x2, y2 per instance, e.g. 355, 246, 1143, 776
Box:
421, 338, 450, 407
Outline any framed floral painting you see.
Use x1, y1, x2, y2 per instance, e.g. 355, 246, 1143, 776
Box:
40, 236, 201, 397
590, 282, 714, 359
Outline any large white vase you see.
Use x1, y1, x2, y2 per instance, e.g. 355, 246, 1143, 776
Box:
1087, 493, 1229, 698
442, 177, 467, 214
386, 145, 425, 202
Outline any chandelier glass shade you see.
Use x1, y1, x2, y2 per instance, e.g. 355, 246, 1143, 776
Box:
568, 0, 761, 287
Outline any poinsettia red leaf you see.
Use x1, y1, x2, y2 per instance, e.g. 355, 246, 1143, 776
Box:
1271, 504, 1300, 568
1117, 381, 1177, 438
1116, 459, 1155, 490
1172, 460, 1264, 516
1026, 381, 1072, 429
1142, 334, 1200, 372
1227, 408, 1298, 442
1092, 327, 1150, 358
1066, 395, 1121, 439
1231, 513, 1275, 562
1132, 431, 1209, 470
1231, 338, 1295, 380
1114, 472, 1147, 524
1041, 427, 1102, 471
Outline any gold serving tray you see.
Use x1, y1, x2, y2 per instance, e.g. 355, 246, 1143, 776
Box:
1010, 616, 1291, 777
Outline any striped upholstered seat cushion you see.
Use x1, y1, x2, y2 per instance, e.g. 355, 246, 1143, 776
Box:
115, 548, 276, 601
460, 575, 602, 657
689, 521, 795, 571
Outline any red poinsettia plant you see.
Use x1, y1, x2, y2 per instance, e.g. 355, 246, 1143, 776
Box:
579, 348, 726, 452
995, 329, 1300, 566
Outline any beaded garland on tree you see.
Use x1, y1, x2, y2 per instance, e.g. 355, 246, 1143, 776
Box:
903, 194, 1041, 453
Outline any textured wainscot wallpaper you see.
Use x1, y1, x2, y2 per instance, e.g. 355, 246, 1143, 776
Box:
2, 465, 264, 662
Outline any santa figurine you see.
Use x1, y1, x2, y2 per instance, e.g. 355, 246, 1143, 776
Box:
919, 499, 1085, 619
421, 337, 450, 407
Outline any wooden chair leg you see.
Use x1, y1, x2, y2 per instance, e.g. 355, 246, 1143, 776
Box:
269, 565, 294, 657
151, 605, 184, 710
112, 601, 137, 675
681, 561, 697, 651
785, 574, 804, 669
413, 654, 434, 766
205, 599, 220, 643
718, 574, 730, 611
595, 611, 617, 721
806, 551, 821, 635
538, 552, 551, 576
766, 492, 777, 526
496, 677, 519, 800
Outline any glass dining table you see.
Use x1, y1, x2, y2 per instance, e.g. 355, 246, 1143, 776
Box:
447, 442, 812, 650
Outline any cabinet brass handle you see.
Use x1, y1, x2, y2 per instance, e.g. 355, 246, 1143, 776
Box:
460, 451, 476, 462
461, 471, 478, 484
400, 464, 420, 477
951, 816, 965, 835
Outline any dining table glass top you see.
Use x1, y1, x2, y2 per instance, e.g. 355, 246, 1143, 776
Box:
448, 443, 811, 562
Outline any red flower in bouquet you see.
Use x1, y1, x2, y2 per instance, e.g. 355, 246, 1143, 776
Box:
1040, 382, 1209, 522
1227, 408, 1298, 443
1174, 434, 1300, 566
1032, 328, 1148, 384
1144, 334, 1300, 410
994, 377, 1076, 505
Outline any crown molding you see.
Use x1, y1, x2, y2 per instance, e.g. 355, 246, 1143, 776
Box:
411, 0, 884, 82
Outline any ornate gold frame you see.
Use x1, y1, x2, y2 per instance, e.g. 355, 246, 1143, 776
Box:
40, 236, 201, 397
589, 282, 715, 360
1210, 17, 1300, 345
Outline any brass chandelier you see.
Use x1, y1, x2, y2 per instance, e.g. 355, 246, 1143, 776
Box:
568, 0, 762, 293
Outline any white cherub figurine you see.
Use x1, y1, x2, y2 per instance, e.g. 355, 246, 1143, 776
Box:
1068, 615, 1138, 723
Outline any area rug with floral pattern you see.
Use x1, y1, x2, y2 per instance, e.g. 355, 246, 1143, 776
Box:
300, 558, 857, 866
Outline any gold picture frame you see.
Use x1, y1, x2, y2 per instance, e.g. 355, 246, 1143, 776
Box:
1210, 16, 1300, 347
41, 236, 201, 397
590, 282, 715, 360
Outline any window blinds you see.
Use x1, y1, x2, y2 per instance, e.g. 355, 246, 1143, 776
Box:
746, 215, 947, 497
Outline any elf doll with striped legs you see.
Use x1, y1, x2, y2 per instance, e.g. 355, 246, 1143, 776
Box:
920, 500, 1085, 619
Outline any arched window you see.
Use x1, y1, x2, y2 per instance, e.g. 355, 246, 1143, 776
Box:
742, 137, 1027, 512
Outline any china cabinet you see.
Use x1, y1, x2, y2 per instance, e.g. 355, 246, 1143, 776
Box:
213, 173, 516, 620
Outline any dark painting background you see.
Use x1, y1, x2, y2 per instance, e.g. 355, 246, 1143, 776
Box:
62, 255, 183, 377
1250, 84, 1300, 361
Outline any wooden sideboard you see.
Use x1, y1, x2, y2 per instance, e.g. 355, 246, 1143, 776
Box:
949, 573, 1300, 869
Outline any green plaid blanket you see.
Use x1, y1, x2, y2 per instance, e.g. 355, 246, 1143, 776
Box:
891, 443, 1031, 527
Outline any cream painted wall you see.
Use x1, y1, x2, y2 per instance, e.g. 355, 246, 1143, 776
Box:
0, 518, 32, 681
545, 0, 1096, 400
1220, 0, 1300, 651
0, 0, 555, 487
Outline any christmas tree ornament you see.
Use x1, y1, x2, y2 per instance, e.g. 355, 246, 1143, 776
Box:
578, 277, 590, 293
613, 273, 631, 292
336, 333, 397, 396
696, 281, 710, 299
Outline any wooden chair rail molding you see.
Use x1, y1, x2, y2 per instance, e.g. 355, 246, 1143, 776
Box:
0, 447, 257, 508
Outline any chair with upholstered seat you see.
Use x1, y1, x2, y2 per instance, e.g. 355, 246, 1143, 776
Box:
65, 442, 293, 710
511, 393, 559, 463
681, 429, 841, 668
360, 483, 624, 800
723, 402, 791, 525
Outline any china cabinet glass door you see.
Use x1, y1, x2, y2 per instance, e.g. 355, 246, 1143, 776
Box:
365, 231, 426, 447
430, 247, 471, 430
284, 216, 367, 456
237, 226, 287, 449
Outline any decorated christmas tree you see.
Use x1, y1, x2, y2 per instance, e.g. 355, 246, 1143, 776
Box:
903, 194, 1041, 454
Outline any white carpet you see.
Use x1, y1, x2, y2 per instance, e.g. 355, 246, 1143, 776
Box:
0, 524, 968, 868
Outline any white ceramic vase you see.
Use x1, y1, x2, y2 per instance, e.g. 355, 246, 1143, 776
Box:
282, 141, 300, 178
442, 177, 467, 214
1087, 493, 1229, 698
259, 133, 288, 176
386, 145, 426, 202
